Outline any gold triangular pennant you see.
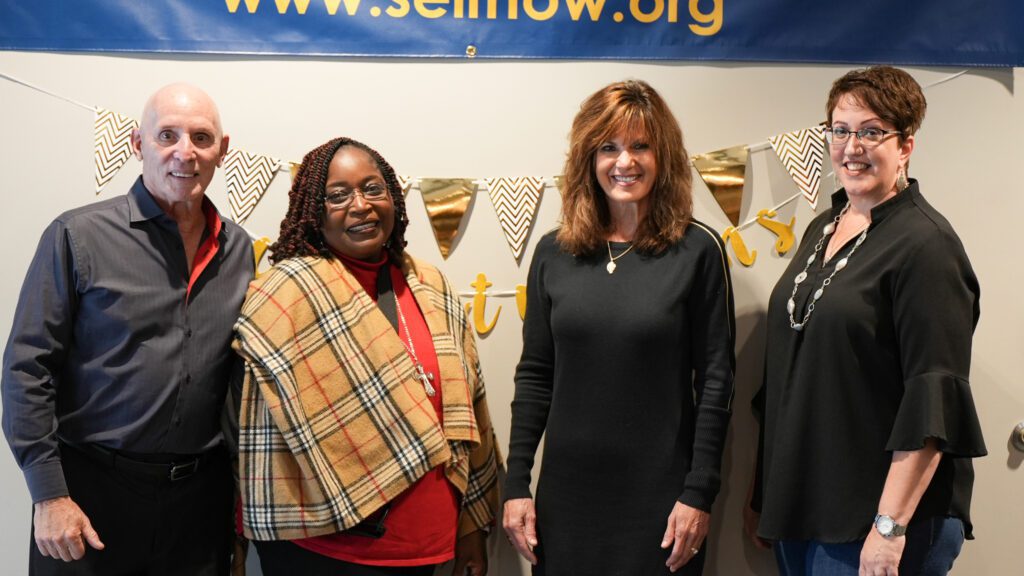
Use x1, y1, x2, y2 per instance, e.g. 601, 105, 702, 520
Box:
769, 126, 825, 209
419, 178, 476, 259
485, 176, 545, 261
223, 148, 281, 224
692, 145, 749, 227
93, 108, 139, 195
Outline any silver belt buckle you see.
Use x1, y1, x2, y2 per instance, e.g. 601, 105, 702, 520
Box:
168, 459, 199, 481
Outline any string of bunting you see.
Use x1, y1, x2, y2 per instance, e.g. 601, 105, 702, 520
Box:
696, 125, 825, 267
1, 69, 966, 271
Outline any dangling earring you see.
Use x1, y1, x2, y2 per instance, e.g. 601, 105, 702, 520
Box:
896, 168, 909, 192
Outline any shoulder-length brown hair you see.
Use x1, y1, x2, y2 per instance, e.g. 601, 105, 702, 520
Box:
557, 79, 692, 256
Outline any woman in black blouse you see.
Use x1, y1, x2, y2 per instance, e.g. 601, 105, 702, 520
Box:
502, 79, 735, 575
747, 66, 986, 576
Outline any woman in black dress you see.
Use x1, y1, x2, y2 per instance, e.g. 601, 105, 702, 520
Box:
503, 80, 735, 575
747, 66, 986, 576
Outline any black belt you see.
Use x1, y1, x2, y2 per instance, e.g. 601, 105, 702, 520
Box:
64, 442, 210, 482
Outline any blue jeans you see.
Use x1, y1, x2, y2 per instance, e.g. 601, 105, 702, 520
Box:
774, 517, 964, 576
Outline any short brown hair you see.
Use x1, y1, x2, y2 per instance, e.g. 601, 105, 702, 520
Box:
557, 80, 692, 256
826, 66, 927, 142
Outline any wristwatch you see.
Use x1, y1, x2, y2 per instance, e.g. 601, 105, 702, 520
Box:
874, 514, 907, 538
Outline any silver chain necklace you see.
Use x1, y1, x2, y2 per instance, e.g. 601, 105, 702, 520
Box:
393, 292, 436, 397
788, 202, 869, 332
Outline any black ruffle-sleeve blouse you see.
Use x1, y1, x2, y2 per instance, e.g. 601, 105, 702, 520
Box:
755, 181, 987, 543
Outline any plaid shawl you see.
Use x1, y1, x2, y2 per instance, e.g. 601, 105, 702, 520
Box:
233, 254, 500, 541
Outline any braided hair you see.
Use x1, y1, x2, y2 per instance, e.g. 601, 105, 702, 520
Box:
270, 137, 409, 264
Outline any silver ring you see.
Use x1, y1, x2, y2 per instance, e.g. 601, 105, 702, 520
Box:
690, 547, 699, 554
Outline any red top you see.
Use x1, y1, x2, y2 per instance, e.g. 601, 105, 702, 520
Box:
291, 251, 459, 566
187, 199, 222, 299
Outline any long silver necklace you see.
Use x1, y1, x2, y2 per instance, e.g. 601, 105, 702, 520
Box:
788, 202, 869, 332
393, 293, 436, 397
606, 241, 634, 274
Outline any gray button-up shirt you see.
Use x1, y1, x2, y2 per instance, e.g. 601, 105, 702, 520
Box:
2, 177, 253, 502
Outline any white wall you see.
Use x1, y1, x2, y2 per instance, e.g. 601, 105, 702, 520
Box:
0, 52, 1020, 574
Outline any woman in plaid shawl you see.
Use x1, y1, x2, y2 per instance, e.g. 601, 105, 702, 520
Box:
233, 137, 501, 576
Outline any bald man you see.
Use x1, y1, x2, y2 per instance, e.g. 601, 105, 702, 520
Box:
2, 84, 253, 575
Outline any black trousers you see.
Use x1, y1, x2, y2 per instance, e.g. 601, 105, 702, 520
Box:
253, 540, 437, 576
29, 443, 233, 576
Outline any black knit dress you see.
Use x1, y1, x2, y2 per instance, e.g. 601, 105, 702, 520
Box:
505, 223, 735, 576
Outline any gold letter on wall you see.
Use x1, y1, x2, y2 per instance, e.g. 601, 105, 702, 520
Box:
466, 273, 500, 335
722, 226, 757, 267
755, 209, 796, 255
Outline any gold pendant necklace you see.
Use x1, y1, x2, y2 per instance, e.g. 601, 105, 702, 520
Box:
606, 241, 634, 274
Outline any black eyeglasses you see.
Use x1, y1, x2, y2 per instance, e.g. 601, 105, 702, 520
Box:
324, 182, 390, 209
824, 126, 902, 147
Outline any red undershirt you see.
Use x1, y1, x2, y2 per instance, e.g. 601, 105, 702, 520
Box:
188, 199, 222, 298
290, 251, 459, 567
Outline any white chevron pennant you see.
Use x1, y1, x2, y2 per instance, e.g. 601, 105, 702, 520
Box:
485, 176, 545, 261
769, 126, 825, 209
224, 148, 281, 224
93, 108, 138, 195
397, 174, 414, 196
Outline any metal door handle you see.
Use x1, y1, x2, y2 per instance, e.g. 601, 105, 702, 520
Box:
1013, 422, 1024, 452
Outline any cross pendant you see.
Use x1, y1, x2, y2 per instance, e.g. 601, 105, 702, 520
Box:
414, 363, 436, 397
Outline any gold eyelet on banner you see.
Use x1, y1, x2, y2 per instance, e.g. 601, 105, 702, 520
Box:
465, 45, 478, 58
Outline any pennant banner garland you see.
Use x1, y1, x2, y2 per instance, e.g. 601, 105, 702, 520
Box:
223, 148, 281, 225
769, 126, 826, 209
692, 145, 749, 227
485, 176, 545, 262
93, 108, 138, 195
23, 72, 963, 270
0, 68, 977, 275
420, 178, 477, 259
83, 103, 799, 268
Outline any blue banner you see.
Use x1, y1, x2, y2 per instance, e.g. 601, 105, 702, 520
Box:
0, 1, 1021, 66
